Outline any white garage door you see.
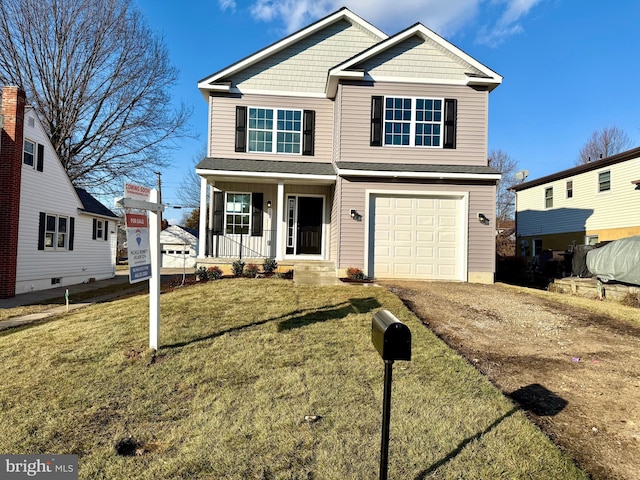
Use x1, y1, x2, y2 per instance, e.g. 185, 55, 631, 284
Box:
371, 194, 464, 280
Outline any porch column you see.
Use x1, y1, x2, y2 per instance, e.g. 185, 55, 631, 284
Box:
275, 182, 285, 261
198, 176, 208, 258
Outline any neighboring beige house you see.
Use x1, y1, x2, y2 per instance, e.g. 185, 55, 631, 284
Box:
195, 8, 502, 282
0, 86, 118, 298
511, 146, 640, 257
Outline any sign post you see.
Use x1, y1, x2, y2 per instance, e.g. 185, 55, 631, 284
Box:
116, 184, 164, 350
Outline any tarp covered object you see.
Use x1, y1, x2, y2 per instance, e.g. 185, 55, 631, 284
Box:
586, 236, 640, 285
572, 245, 595, 277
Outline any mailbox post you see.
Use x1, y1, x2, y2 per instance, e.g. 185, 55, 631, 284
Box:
371, 310, 411, 480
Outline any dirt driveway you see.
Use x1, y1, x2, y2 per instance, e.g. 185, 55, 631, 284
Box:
380, 281, 640, 480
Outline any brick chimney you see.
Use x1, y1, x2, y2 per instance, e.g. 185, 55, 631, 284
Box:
0, 86, 26, 298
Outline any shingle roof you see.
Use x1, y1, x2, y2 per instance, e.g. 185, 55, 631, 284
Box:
196, 157, 336, 176
75, 188, 118, 218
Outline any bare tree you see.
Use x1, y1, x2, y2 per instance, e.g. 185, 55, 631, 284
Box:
177, 144, 208, 209
0, 0, 191, 192
488, 149, 518, 224
576, 126, 632, 165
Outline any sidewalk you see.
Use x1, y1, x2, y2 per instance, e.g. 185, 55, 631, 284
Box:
0, 268, 193, 331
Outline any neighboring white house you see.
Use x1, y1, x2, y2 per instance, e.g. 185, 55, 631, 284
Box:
0, 86, 118, 298
511, 146, 640, 257
160, 225, 198, 268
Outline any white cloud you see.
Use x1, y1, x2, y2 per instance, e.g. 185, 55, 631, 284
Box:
222, 0, 543, 47
219, 0, 237, 12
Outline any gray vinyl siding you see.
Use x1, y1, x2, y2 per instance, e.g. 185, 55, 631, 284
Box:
337, 82, 489, 166
355, 35, 484, 81
336, 178, 495, 275
210, 94, 334, 163
230, 20, 382, 94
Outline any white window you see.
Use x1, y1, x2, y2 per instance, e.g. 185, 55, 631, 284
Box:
248, 108, 302, 154
566, 180, 573, 199
586, 235, 599, 246
95, 220, 104, 239
45, 214, 68, 250
225, 193, 250, 234
598, 171, 611, 192
23, 139, 35, 166
384, 97, 443, 147
544, 187, 553, 208
533, 239, 543, 256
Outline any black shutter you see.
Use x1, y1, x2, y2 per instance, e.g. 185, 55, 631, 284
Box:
38, 212, 46, 250
443, 98, 457, 149
92, 219, 97, 240
302, 110, 315, 156
104, 220, 109, 241
212, 191, 224, 234
36, 144, 44, 172
370, 96, 383, 146
69, 217, 75, 251
251, 192, 263, 237
235, 106, 247, 152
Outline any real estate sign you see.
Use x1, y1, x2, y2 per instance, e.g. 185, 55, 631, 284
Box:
125, 212, 151, 283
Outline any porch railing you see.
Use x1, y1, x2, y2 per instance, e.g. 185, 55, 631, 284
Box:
207, 229, 277, 259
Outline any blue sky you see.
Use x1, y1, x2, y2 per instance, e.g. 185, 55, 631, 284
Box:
134, 0, 640, 220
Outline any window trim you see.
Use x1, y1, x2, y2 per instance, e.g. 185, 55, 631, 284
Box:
598, 170, 611, 192
23, 138, 35, 167
544, 186, 553, 208
383, 96, 445, 148
43, 213, 69, 251
532, 239, 543, 257
224, 192, 252, 235
247, 106, 303, 155
566, 180, 573, 199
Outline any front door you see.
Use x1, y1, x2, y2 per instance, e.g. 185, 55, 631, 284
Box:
286, 196, 323, 255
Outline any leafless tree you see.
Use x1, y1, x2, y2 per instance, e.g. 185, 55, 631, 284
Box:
576, 126, 632, 165
0, 0, 191, 192
488, 149, 518, 224
177, 144, 208, 209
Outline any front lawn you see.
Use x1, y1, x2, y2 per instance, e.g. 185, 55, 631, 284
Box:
0, 279, 586, 479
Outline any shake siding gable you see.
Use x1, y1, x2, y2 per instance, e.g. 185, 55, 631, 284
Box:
338, 83, 488, 165
230, 20, 382, 94
355, 35, 484, 81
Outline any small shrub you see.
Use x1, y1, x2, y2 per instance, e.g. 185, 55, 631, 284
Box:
245, 263, 260, 278
207, 266, 223, 280
621, 292, 640, 308
231, 260, 245, 277
346, 267, 365, 281
195, 266, 208, 282
277, 269, 294, 280
263, 257, 278, 274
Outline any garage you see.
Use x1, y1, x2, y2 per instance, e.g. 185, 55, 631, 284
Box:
369, 193, 466, 280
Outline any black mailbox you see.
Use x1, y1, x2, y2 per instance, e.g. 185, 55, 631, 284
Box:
372, 310, 411, 361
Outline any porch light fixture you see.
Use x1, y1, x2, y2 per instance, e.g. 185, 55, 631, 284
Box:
267, 200, 272, 208
350, 209, 362, 221
477, 212, 489, 224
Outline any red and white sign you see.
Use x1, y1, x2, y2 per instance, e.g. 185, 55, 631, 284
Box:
124, 182, 151, 201
125, 212, 151, 283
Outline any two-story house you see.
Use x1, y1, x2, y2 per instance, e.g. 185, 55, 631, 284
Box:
195, 8, 502, 283
511, 146, 640, 258
0, 86, 118, 298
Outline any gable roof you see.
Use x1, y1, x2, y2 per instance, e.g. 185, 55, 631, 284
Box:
327, 22, 502, 97
75, 187, 119, 218
197, 7, 387, 98
510, 146, 640, 192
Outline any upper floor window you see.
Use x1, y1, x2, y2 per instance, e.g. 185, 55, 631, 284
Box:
598, 170, 611, 192
23, 139, 35, 166
384, 97, 443, 147
545, 187, 553, 208
225, 193, 251, 234
566, 180, 573, 199
236, 106, 314, 156
247, 107, 302, 154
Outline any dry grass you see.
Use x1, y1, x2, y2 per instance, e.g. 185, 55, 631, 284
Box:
0, 280, 586, 479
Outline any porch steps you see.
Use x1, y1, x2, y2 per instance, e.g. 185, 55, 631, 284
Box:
293, 261, 340, 286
